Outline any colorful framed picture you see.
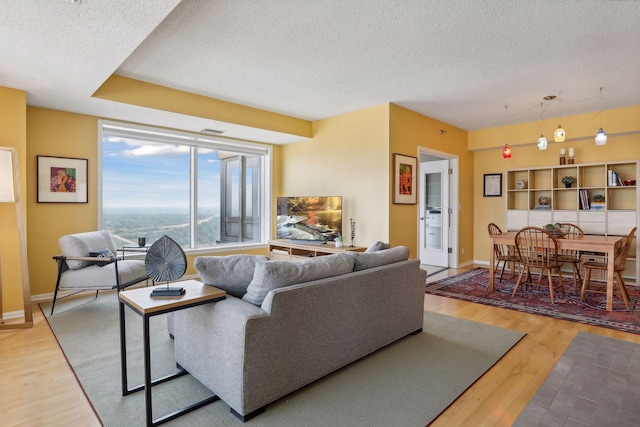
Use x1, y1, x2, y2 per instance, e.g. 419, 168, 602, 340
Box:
37, 155, 88, 203
483, 173, 502, 197
393, 153, 417, 204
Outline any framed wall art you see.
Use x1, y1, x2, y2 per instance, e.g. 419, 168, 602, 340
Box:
393, 153, 417, 204
37, 155, 88, 203
483, 173, 502, 197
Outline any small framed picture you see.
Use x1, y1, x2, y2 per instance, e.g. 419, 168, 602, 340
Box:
393, 153, 417, 204
37, 155, 88, 203
483, 173, 502, 197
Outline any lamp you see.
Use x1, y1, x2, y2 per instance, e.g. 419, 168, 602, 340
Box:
595, 128, 608, 146
537, 134, 548, 150
0, 147, 33, 329
536, 103, 548, 150
502, 144, 512, 159
595, 87, 608, 146
554, 125, 565, 143
501, 106, 512, 159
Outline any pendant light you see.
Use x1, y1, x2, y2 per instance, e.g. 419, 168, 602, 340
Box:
554, 125, 565, 142
543, 95, 566, 143
595, 128, 608, 145
536, 103, 548, 150
502, 105, 512, 159
537, 135, 548, 150
502, 144, 512, 159
595, 87, 608, 145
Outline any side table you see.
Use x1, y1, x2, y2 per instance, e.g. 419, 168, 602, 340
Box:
119, 244, 150, 258
118, 279, 226, 426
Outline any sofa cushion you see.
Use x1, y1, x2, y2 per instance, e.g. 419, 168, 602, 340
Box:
89, 247, 116, 267
59, 230, 118, 270
365, 241, 392, 252
242, 252, 355, 306
194, 255, 269, 298
347, 246, 410, 271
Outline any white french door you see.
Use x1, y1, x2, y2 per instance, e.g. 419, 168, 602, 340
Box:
419, 159, 449, 267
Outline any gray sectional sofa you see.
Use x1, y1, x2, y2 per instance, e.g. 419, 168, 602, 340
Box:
172, 246, 427, 421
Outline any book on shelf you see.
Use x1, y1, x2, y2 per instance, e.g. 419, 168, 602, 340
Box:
608, 170, 624, 186
579, 189, 590, 210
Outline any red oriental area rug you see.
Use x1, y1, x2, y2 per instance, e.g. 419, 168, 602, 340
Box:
425, 268, 640, 335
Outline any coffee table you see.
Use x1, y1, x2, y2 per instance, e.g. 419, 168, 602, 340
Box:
118, 279, 226, 426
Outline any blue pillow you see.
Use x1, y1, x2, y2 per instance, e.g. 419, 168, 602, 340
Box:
89, 247, 116, 267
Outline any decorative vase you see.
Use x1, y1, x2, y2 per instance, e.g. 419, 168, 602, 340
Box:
335, 238, 344, 248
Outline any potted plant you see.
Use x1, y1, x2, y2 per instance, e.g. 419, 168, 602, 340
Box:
561, 176, 576, 188
334, 233, 344, 248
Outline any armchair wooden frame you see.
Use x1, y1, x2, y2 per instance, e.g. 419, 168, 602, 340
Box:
51, 254, 149, 315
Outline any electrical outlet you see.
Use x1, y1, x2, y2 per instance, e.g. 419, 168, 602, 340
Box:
461, 247, 465, 254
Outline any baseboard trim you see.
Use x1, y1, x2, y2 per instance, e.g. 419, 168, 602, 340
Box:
30, 273, 200, 302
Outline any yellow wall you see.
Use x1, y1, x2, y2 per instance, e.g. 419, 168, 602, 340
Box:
94, 75, 313, 138
0, 87, 27, 313
280, 104, 390, 247
389, 104, 473, 262
471, 105, 640, 263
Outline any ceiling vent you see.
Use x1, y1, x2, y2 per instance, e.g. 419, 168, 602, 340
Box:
201, 128, 224, 135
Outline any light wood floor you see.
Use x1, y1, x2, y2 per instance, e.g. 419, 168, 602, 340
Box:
2, 264, 639, 426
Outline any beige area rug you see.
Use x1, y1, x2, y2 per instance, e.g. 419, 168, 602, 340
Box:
41, 293, 524, 426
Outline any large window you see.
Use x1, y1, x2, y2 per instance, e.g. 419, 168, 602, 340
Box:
99, 122, 269, 250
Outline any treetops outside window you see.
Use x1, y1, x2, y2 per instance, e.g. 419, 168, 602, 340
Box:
99, 122, 270, 250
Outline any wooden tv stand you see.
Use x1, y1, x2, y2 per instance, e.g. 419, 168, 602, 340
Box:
268, 239, 366, 261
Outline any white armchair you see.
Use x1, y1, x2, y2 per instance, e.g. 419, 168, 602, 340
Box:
51, 230, 148, 314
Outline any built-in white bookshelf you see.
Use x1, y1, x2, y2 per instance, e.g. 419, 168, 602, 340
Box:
505, 160, 638, 282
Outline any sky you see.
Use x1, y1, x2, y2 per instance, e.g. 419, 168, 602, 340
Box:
102, 136, 221, 210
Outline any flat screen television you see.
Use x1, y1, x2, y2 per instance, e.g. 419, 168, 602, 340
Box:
276, 196, 342, 244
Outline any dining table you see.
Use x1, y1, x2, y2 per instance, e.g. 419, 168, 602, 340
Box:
488, 231, 626, 311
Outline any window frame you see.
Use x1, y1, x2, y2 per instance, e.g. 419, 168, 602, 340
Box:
98, 120, 271, 254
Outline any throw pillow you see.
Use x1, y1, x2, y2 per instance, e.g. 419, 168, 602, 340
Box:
365, 241, 392, 253
194, 255, 269, 298
89, 247, 116, 267
242, 252, 355, 306
347, 246, 410, 271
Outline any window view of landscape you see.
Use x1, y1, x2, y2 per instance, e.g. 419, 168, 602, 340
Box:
101, 126, 262, 249
102, 133, 225, 247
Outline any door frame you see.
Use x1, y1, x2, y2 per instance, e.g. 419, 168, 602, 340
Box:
418, 147, 459, 268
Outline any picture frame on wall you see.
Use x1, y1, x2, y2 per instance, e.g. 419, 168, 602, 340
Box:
483, 173, 502, 197
393, 153, 417, 204
37, 155, 88, 203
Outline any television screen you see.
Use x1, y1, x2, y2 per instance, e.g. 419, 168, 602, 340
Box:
276, 196, 342, 242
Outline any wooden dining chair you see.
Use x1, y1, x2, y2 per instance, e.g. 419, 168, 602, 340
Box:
580, 227, 637, 310
555, 222, 584, 291
488, 223, 520, 283
512, 226, 565, 304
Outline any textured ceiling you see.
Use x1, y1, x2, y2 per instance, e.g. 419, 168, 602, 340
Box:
2, 0, 639, 143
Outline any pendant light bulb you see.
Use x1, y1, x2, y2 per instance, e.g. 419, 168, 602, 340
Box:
554, 125, 565, 143
502, 144, 512, 159
537, 134, 548, 150
595, 128, 608, 146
